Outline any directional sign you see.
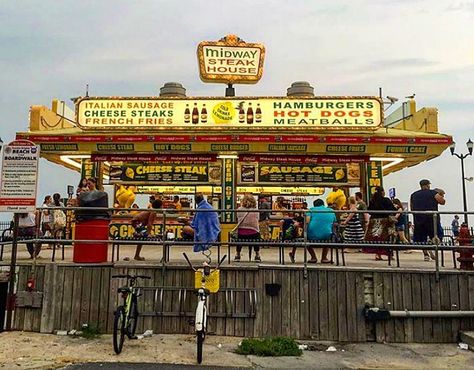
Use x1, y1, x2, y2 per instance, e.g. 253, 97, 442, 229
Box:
0, 140, 40, 212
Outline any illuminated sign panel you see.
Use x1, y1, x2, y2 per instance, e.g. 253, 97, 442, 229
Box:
197, 35, 265, 84
76, 97, 383, 130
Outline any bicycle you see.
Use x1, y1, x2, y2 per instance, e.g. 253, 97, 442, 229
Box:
112, 274, 151, 354
183, 252, 227, 364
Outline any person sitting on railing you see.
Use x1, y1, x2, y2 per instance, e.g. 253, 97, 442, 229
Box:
305, 199, 336, 264
287, 215, 314, 263
18, 212, 42, 259
130, 199, 162, 261
234, 194, 261, 262
191, 193, 220, 253
364, 186, 397, 261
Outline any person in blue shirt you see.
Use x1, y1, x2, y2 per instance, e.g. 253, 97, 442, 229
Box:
306, 199, 337, 263
191, 193, 221, 252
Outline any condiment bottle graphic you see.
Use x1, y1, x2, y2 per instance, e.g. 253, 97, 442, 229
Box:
192, 103, 199, 124
184, 104, 190, 123
239, 104, 245, 123
201, 104, 207, 123
246, 102, 254, 124
255, 103, 262, 123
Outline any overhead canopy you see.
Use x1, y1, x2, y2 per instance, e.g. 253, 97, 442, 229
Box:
16, 96, 452, 176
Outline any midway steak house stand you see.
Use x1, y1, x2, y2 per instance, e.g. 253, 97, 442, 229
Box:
17, 93, 451, 242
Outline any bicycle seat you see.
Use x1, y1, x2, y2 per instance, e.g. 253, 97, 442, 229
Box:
118, 287, 132, 293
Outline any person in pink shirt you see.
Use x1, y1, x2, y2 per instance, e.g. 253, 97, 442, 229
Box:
234, 194, 261, 262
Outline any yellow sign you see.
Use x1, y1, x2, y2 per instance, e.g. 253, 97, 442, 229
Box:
76, 97, 383, 130
197, 34, 265, 84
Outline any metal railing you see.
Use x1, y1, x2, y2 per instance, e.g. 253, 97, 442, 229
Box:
1, 206, 473, 276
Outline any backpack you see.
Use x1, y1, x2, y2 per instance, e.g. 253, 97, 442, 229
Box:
53, 209, 66, 229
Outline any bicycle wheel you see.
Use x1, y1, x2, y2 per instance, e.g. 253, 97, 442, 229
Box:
196, 330, 204, 364
127, 299, 139, 338
113, 306, 126, 354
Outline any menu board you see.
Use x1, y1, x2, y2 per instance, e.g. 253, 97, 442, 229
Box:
237, 162, 361, 185
109, 163, 221, 184
258, 164, 348, 184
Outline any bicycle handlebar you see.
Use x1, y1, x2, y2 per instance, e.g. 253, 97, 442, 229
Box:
182, 253, 227, 271
182, 253, 196, 271
217, 254, 227, 268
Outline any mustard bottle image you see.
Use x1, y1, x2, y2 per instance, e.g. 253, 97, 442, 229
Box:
255, 103, 262, 123
184, 104, 190, 123
238, 104, 245, 123
192, 103, 199, 124
247, 102, 254, 124
201, 104, 207, 123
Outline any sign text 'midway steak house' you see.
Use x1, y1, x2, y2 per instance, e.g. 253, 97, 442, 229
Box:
76, 97, 382, 130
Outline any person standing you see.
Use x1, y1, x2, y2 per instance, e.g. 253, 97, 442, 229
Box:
234, 195, 261, 262
451, 215, 460, 238
18, 212, 42, 259
410, 179, 446, 261
191, 193, 221, 252
76, 178, 89, 196
392, 198, 409, 244
326, 186, 347, 210
364, 187, 397, 261
51, 193, 66, 236
355, 191, 369, 231
41, 195, 53, 237
173, 195, 182, 211
341, 196, 365, 247
258, 195, 271, 241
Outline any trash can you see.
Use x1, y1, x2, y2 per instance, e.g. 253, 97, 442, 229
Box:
73, 191, 111, 263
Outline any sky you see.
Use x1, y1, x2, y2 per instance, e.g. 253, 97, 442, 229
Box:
0, 0, 473, 223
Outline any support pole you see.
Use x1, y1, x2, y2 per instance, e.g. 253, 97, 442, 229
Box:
5, 213, 19, 331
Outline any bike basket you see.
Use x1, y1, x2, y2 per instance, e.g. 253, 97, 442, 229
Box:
194, 269, 220, 293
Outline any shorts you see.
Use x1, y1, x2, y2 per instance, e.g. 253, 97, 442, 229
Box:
396, 224, 405, 232
413, 220, 435, 243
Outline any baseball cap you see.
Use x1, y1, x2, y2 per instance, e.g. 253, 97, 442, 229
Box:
419, 179, 431, 186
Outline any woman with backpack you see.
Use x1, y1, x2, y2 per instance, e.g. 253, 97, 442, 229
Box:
51, 193, 66, 237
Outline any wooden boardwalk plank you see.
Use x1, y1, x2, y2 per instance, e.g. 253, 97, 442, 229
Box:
60, 267, 74, 330
420, 273, 433, 342
448, 274, 460, 342
40, 264, 57, 333
429, 274, 442, 342
382, 273, 395, 342
337, 271, 348, 341
373, 272, 385, 343
391, 273, 405, 343
401, 272, 414, 342
411, 274, 423, 342
97, 267, 111, 334
439, 274, 451, 342
318, 270, 329, 339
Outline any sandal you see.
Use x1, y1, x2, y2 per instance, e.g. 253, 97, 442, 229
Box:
289, 252, 295, 263
320, 259, 332, 264
134, 256, 145, 261
375, 255, 384, 261
254, 255, 261, 262
308, 258, 318, 264
234, 255, 241, 262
